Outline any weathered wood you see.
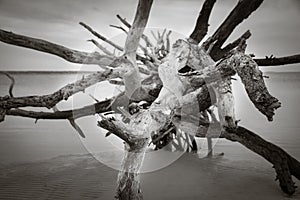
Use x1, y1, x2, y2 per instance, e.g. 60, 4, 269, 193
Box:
98, 116, 138, 145
121, 0, 153, 99
204, 0, 264, 59
0, 29, 114, 65
97, 114, 150, 199
110, 24, 128, 34
0, 69, 117, 109
124, 0, 153, 57
1, 0, 300, 198
6, 98, 112, 120
229, 50, 281, 121
184, 121, 300, 195
224, 126, 300, 195
109, 24, 150, 59
189, 0, 217, 44
98, 108, 165, 200
116, 139, 149, 200
166, 31, 171, 52
254, 54, 300, 66
52, 105, 86, 138
80, 22, 124, 51
213, 30, 251, 60
213, 78, 236, 129
87, 39, 113, 55
116, 14, 153, 47
99, 1, 154, 199
0, 72, 15, 97
181, 42, 281, 121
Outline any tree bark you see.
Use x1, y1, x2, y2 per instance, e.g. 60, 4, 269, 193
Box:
212, 30, 251, 60
189, 0, 216, 44
224, 126, 300, 195
203, 0, 264, 60
254, 54, 300, 66
0, 70, 117, 110
116, 139, 149, 200
98, 115, 153, 200
0, 29, 114, 65
1, 0, 300, 197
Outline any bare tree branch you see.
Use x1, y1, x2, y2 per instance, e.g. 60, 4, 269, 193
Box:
254, 54, 300, 66
0, 72, 15, 97
109, 24, 128, 33
224, 126, 299, 195
213, 30, 251, 60
79, 21, 150, 65
97, 115, 145, 146
166, 30, 171, 52
119, 0, 153, 99
183, 120, 300, 195
109, 24, 149, 56
87, 39, 113, 55
124, 0, 153, 56
116, 14, 132, 28
180, 40, 280, 121
232, 52, 281, 121
203, 0, 264, 59
116, 14, 153, 47
109, 79, 124, 85
52, 105, 86, 138
210, 46, 281, 121
6, 98, 112, 120
79, 22, 124, 51
0, 29, 114, 65
0, 69, 117, 109
189, 0, 217, 44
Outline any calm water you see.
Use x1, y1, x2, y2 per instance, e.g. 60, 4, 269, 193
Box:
0, 71, 299, 164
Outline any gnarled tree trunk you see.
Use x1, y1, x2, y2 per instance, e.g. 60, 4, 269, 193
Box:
0, 0, 300, 199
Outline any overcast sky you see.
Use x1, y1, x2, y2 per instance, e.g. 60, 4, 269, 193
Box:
0, 0, 299, 71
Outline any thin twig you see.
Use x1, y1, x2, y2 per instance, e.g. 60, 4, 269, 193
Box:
80, 22, 124, 51
87, 39, 113, 55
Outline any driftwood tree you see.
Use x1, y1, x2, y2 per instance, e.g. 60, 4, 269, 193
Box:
1, 0, 300, 199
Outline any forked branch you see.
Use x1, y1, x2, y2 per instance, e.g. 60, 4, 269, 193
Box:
124, 0, 153, 56
204, 0, 264, 59
212, 30, 251, 60
116, 14, 153, 47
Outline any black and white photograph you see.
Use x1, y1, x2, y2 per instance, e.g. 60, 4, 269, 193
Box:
0, 0, 299, 199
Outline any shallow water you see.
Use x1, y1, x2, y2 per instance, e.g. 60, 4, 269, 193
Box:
0, 71, 299, 164
0, 71, 300, 199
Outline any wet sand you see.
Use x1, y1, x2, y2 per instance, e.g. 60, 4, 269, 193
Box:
0, 153, 299, 200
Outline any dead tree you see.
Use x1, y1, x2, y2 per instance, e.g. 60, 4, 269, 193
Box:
1, 0, 300, 199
